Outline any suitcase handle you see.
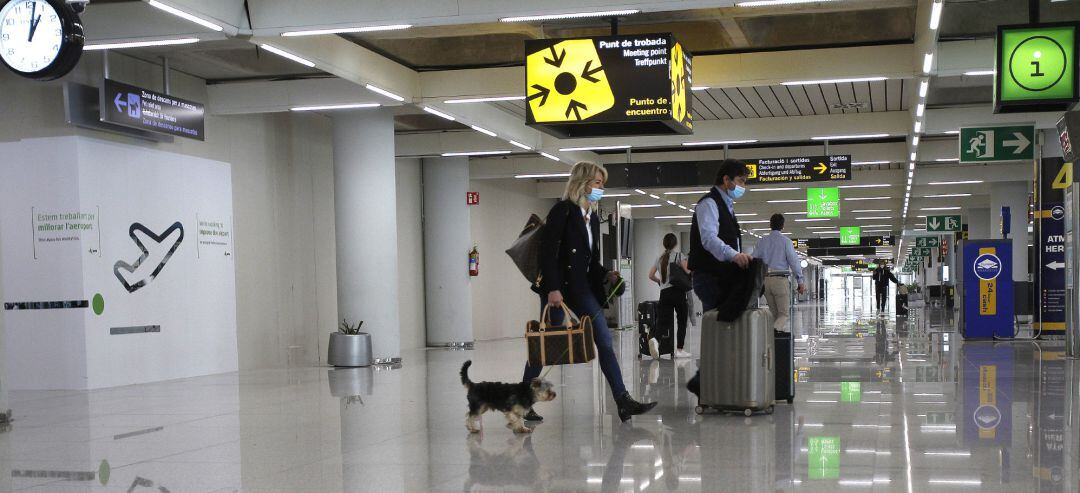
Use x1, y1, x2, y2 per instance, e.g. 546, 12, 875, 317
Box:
763, 348, 773, 371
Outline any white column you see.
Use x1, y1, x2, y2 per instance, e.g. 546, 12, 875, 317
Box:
967, 207, 991, 240
333, 109, 401, 361
990, 182, 1030, 282
422, 157, 474, 346
0, 236, 7, 419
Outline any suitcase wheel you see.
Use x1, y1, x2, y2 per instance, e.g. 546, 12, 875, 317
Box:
694, 405, 705, 415
743, 409, 752, 417
786, 398, 794, 404
766, 406, 774, 415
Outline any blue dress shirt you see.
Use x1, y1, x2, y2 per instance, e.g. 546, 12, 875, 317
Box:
696, 186, 739, 262
751, 230, 804, 284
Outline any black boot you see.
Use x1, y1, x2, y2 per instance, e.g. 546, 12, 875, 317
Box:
687, 372, 700, 398
524, 409, 543, 422
615, 392, 657, 422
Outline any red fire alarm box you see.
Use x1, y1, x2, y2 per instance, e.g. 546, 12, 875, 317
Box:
467, 192, 479, 205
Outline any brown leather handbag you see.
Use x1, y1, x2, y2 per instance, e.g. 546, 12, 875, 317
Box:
526, 305, 596, 367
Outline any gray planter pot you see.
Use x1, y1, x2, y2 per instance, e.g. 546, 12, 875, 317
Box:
327, 332, 373, 367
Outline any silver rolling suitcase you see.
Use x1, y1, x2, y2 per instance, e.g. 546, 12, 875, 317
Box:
696, 307, 776, 416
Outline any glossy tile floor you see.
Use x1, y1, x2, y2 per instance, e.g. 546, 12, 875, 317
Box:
4, 287, 1080, 492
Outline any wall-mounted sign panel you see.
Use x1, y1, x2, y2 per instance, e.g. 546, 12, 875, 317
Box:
807, 187, 840, 218
996, 23, 1078, 113
99, 79, 205, 141
927, 214, 962, 232
745, 155, 851, 184
525, 33, 692, 138
959, 125, 1035, 163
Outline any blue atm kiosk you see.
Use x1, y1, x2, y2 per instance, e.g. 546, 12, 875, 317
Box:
962, 239, 1014, 338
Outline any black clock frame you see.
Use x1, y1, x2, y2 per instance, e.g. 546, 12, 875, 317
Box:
0, 0, 84, 81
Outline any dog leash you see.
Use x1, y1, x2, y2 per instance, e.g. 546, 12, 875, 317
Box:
539, 348, 570, 380
604, 278, 625, 306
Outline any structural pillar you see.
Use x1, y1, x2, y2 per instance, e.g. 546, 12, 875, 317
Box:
333, 109, 401, 361
422, 157, 474, 346
967, 207, 991, 240
990, 181, 1030, 283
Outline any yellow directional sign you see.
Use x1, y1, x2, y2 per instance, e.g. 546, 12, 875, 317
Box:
526, 39, 615, 123
670, 42, 689, 125
746, 164, 758, 179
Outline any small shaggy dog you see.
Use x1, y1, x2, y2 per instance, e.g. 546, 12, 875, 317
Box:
460, 360, 556, 433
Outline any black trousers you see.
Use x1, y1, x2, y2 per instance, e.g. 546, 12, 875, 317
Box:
875, 286, 888, 312
658, 287, 689, 349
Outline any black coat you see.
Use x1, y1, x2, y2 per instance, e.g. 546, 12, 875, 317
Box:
872, 267, 899, 290
537, 200, 608, 303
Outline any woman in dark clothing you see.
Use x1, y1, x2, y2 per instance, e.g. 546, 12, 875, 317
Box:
522, 161, 657, 423
648, 234, 692, 358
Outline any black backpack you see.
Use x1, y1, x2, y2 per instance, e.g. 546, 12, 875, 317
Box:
667, 253, 693, 292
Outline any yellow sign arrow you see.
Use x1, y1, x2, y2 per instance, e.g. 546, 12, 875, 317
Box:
815, 162, 828, 174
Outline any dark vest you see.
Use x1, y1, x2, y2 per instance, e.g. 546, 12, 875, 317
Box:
689, 187, 742, 273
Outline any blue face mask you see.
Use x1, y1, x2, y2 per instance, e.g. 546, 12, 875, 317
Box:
731, 184, 746, 199
587, 188, 604, 203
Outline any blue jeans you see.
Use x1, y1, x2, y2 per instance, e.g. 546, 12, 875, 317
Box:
522, 291, 627, 398
692, 270, 722, 313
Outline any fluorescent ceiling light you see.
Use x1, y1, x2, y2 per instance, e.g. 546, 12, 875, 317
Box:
919, 80, 929, 98
365, 84, 405, 102
677, 222, 691, 226
737, 0, 841, 6
916, 103, 925, 117
736, 213, 759, 217
656, 215, 692, 219
944, 130, 960, 135
423, 107, 455, 120
920, 206, 962, 211
811, 134, 889, 141
910, 152, 918, 161
935, 158, 960, 162
515, 173, 571, 179
767, 199, 808, 203
923, 53, 934, 73
812, 230, 841, 234
929, 1, 943, 29
666, 200, 677, 206
558, 145, 631, 152
84, 38, 200, 50
912, 136, 920, 146
678, 205, 689, 210
785, 211, 808, 215
924, 193, 971, 198
853, 160, 890, 166
470, 125, 497, 137
540, 152, 561, 162
929, 180, 982, 185
864, 229, 894, 233
839, 184, 890, 189
290, 103, 381, 111
852, 209, 891, 213
664, 190, 709, 195
845, 196, 892, 201
147, 0, 224, 31
500, 9, 639, 22
281, 24, 412, 36
914, 121, 922, 133
856, 216, 893, 220
628, 204, 662, 208
795, 218, 831, 222
751, 187, 800, 192
861, 224, 893, 227
635, 189, 647, 195
691, 86, 709, 91
682, 140, 758, 146
508, 140, 532, 150
964, 70, 995, 76
442, 150, 512, 157
444, 96, 527, 104
605, 193, 631, 198
805, 225, 834, 229
781, 76, 887, 86
649, 194, 661, 199
739, 220, 769, 224
260, 44, 316, 67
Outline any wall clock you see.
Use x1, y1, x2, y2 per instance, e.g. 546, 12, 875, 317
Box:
0, 0, 83, 80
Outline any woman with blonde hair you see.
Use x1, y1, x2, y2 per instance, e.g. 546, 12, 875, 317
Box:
522, 161, 657, 423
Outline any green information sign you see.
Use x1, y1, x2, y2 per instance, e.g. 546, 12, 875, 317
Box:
915, 236, 941, 248
808, 436, 841, 479
807, 187, 839, 218
839, 226, 861, 245
911, 247, 933, 258
959, 125, 1035, 163
926, 214, 961, 232
840, 382, 862, 403
996, 24, 1078, 112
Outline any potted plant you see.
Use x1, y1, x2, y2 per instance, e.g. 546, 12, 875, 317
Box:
327, 319, 373, 367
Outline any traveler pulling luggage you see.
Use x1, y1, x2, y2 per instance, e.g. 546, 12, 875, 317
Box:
696, 307, 775, 416
637, 301, 673, 358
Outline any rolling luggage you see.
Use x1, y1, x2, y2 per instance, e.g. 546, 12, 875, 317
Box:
696, 308, 775, 416
774, 330, 794, 404
637, 301, 673, 358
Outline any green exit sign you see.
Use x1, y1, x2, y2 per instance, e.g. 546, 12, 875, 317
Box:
807, 187, 839, 218
996, 23, 1079, 113
839, 226, 861, 245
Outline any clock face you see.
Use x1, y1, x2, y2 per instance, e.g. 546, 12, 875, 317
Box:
0, 0, 64, 74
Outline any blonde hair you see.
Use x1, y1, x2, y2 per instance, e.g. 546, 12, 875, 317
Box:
562, 161, 608, 209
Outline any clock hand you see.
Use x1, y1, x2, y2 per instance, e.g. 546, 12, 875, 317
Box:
27, 1, 37, 42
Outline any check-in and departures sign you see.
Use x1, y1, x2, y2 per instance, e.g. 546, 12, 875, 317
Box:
926, 214, 961, 232
525, 33, 692, 138
100, 79, 205, 141
996, 24, 1078, 113
807, 187, 840, 218
959, 125, 1035, 163
745, 155, 851, 184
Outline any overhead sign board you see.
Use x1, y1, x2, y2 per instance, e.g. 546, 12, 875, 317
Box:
995, 24, 1078, 113
927, 214, 962, 232
745, 155, 851, 184
806, 235, 893, 248
912, 247, 933, 258
807, 187, 840, 218
916, 236, 941, 248
839, 227, 861, 246
525, 33, 692, 138
99, 78, 205, 141
959, 125, 1035, 163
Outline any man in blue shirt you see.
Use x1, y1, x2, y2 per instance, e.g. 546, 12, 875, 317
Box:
751, 213, 805, 332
